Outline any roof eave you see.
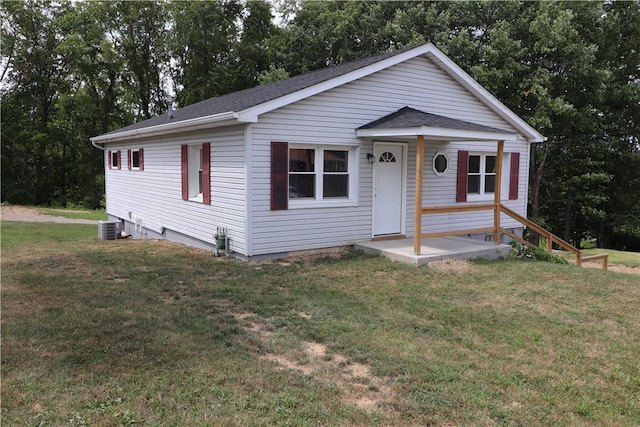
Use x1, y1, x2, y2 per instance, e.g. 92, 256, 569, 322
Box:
356, 126, 518, 142
90, 111, 248, 144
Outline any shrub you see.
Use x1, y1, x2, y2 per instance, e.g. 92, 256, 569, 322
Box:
509, 241, 570, 265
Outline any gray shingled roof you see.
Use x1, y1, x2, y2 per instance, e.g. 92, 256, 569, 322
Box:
358, 106, 512, 134
103, 46, 417, 136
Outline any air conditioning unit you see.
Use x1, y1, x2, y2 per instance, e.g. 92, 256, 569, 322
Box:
98, 220, 120, 240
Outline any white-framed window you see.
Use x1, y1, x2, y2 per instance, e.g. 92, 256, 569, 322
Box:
432, 151, 449, 176
468, 153, 496, 196
188, 145, 203, 200
288, 145, 357, 206
109, 150, 121, 170
127, 148, 144, 171
456, 150, 519, 203
181, 143, 210, 204
131, 149, 141, 170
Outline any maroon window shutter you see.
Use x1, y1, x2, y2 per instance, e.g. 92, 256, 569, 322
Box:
108, 151, 112, 169
456, 150, 469, 202
127, 149, 132, 170
202, 143, 211, 204
509, 152, 520, 200
181, 145, 188, 200
139, 148, 144, 171
271, 141, 288, 210
117, 150, 121, 170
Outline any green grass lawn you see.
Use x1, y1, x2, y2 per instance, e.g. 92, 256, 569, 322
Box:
39, 207, 108, 221
580, 248, 640, 268
558, 247, 640, 269
2, 221, 639, 426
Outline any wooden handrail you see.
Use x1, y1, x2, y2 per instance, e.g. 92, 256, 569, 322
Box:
499, 205, 580, 256
498, 204, 607, 270
416, 202, 608, 270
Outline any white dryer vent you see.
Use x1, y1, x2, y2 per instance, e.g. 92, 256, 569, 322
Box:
98, 220, 120, 240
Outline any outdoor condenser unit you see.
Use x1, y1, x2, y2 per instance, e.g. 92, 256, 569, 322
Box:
98, 220, 120, 240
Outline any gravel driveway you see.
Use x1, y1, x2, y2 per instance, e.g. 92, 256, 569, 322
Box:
1, 205, 99, 224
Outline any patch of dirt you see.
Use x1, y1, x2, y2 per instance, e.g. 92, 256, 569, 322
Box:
581, 262, 640, 276
260, 246, 352, 266
1, 205, 98, 224
233, 310, 399, 414
427, 258, 474, 273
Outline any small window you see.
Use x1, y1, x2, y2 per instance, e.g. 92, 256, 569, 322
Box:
181, 143, 210, 204
128, 148, 143, 170
379, 152, 396, 163
132, 149, 140, 169
432, 151, 449, 176
112, 151, 119, 169
189, 145, 203, 200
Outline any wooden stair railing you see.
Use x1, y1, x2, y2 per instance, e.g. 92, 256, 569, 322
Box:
418, 203, 608, 269
499, 205, 608, 270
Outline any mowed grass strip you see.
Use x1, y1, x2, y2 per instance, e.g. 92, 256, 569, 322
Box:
2, 221, 639, 426
39, 207, 108, 221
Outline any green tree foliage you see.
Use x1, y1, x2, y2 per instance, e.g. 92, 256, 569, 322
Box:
103, 1, 170, 120
169, 0, 243, 107
237, 0, 277, 89
1, 1, 73, 205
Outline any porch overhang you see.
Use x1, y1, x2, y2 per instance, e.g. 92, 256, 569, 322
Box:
355, 106, 518, 142
355, 126, 516, 142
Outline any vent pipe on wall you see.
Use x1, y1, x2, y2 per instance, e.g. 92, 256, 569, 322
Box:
167, 95, 174, 120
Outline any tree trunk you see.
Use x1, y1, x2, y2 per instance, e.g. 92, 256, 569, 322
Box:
529, 143, 547, 246
563, 200, 572, 244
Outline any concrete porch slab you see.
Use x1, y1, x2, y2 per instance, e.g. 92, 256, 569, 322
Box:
354, 236, 512, 266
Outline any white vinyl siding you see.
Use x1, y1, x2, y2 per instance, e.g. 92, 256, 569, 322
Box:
104, 126, 248, 254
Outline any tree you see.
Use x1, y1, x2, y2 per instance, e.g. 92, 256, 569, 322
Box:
169, 0, 243, 107
1, 0, 69, 205
103, 1, 169, 120
236, 0, 277, 89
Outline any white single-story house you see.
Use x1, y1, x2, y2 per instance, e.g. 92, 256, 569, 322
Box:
91, 43, 545, 261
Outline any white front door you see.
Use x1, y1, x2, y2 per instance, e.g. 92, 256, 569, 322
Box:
373, 143, 405, 236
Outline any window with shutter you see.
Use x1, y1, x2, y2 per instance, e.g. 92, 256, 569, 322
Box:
181, 143, 211, 204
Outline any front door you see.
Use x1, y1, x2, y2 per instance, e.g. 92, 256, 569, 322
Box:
373, 142, 405, 236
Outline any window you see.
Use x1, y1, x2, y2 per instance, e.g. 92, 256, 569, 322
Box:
467, 154, 496, 195
127, 148, 144, 170
181, 143, 210, 204
108, 150, 121, 170
270, 142, 356, 210
456, 150, 520, 202
432, 151, 449, 175
289, 146, 351, 201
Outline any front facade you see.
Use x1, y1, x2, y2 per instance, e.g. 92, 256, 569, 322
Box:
91, 43, 544, 260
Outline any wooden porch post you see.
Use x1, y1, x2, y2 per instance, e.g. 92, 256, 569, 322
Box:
494, 140, 505, 243
414, 135, 425, 254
